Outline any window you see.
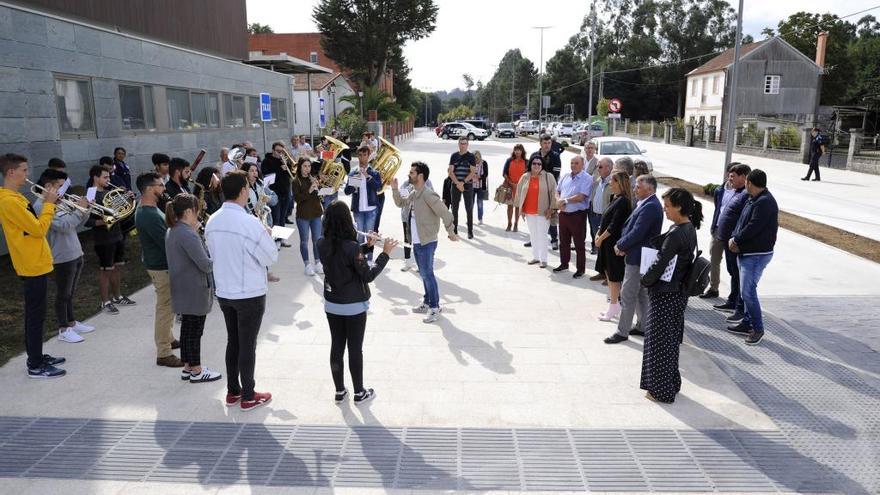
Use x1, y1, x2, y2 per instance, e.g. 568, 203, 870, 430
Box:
689, 80, 696, 96
191, 92, 219, 129
271, 98, 288, 127
764, 75, 781, 94
119, 84, 155, 131
223, 94, 245, 128
710, 115, 717, 126
309, 51, 318, 64
166, 88, 191, 130
54, 77, 95, 136
702, 77, 708, 95
712, 76, 719, 95
248, 96, 261, 127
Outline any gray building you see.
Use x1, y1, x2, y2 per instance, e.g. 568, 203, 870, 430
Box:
0, 1, 299, 253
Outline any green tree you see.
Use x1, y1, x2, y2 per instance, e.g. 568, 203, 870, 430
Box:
438, 105, 475, 123
542, 44, 590, 117
339, 86, 408, 121
314, 0, 438, 88
476, 49, 538, 120
247, 23, 274, 34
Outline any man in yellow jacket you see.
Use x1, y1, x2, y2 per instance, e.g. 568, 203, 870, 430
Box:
0, 153, 67, 378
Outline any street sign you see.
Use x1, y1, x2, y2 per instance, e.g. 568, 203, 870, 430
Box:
608, 112, 621, 119
319, 97, 326, 128
542, 95, 551, 108
259, 93, 272, 122
608, 98, 622, 113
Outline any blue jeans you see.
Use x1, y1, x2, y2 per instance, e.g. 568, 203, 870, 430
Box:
353, 209, 377, 261
413, 241, 439, 309
321, 192, 338, 210
295, 217, 322, 263
738, 253, 772, 333
476, 194, 484, 221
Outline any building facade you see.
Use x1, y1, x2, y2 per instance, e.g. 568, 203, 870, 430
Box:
292, 73, 355, 137
0, 1, 296, 253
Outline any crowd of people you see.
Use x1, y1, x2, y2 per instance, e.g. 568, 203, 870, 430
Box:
0, 127, 778, 407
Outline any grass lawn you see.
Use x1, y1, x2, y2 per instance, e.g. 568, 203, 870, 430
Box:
0, 231, 152, 367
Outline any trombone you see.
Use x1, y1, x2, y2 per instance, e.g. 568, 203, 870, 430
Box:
26, 180, 118, 225
277, 146, 297, 180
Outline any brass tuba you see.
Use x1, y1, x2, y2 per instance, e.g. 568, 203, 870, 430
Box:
373, 136, 402, 195
318, 135, 349, 193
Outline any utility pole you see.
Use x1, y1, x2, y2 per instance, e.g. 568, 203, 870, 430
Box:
587, 1, 596, 122
424, 92, 428, 127
722, 0, 744, 180
510, 62, 515, 118
598, 67, 604, 102
533, 26, 552, 123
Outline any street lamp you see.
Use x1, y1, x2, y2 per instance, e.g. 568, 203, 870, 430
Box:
533, 26, 552, 123
328, 81, 337, 130
358, 91, 364, 119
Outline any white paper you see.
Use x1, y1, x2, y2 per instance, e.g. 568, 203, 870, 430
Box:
271, 225, 295, 240
57, 178, 71, 196
263, 173, 276, 187
86, 186, 97, 202
640, 247, 677, 282
244, 155, 258, 164
318, 187, 334, 197
347, 175, 362, 187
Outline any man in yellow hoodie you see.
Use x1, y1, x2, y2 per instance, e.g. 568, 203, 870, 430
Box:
0, 153, 67, 378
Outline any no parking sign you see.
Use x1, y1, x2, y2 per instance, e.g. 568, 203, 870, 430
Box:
608, 98, 622, 113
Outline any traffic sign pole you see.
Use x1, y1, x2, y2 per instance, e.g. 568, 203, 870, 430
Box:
259, 93, 272, 155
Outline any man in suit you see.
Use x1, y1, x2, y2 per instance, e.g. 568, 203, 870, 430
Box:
711, 163, 752, 320
604, 174, 664, 343
701, 162, 741, 299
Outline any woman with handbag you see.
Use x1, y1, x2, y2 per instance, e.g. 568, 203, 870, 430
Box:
595, 171, 633, 321
514, 156, 558, 268
502, 144, 527, 231
640, 187, 702, 403
472, 151, 489, 225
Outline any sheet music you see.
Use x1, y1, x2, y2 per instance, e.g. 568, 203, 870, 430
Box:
347, 175, 362, 188
263, 173, 276, 187
271, 226, 295, 240
640, 247, 677, 282
318, 187, 334, 197
86, 187, 97, 202
58, 178, 71, 196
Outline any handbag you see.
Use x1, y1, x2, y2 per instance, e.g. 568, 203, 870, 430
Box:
494, 183, 512, 203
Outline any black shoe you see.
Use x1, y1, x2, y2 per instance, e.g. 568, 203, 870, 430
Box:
334, 389, 348, 403
467, 233, 474, 239
551, 241, 559, 251
727, 322, 752, 336
42, 354, 66, 366
524, 242, 532, 247
553, 264, 569, 272
590, 248, 597, 255
354, 388, 376, 405
812, 178, 820, 182
745, 331, 765, 345
573, 271, 585, 279
699, 289, 719, 299
604, 334, 628, 344
629, 328, 645, 337
589, 273, 605, 281
726, 311, 745, 323
713, 301, 737, 311
801, 177, 809, 181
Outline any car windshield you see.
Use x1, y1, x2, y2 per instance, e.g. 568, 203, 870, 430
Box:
600, 140, 641, 155
498, 123, 513, 129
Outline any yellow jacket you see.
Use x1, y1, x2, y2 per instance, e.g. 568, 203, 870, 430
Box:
0, 188, 55, 276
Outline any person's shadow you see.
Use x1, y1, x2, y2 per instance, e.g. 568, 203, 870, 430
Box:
435, 318, 514, 374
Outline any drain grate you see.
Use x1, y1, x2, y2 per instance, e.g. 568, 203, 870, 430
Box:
0, 417, 794, 492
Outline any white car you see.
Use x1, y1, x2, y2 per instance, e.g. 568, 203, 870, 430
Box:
574, 123, 605, 145
555, 122, 575, 138
441, 122, 489, 141
589, 137, 653, 172
517, 120, 539, 135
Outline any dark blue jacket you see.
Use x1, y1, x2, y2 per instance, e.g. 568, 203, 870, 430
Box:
111, 160, 132, 191
715, 188, 748, 242
615, 194, 663, 265
344, 167, 381, 213
733, 189, 778, 254
710, 186, 725, 232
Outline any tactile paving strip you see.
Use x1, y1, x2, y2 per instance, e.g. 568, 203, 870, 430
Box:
684, 298, 880, 494
0, 417, 794, 491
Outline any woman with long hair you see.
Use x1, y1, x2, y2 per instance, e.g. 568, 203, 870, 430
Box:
194, 166, 223, 215
595, 171, 633, 321
318, 201, 397, 405
472, 150, 489, 225
292, 157, 324, 276
640, 187, 702, 403
502, 144, 528, 231
164, 194, 221, 383
514, 156, 558, 268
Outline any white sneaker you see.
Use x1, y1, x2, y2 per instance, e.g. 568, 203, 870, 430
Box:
58, 328, 84, 343
314, 262, 324, 274
401, 260, 414, 272
305, 263, 316, 276
189, 367, 222, 383
422, 309, 441, 323
72, 321, 95, 333
412, 304, 430, 314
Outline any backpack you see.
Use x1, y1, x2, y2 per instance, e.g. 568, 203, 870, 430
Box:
683, 247, 711, 297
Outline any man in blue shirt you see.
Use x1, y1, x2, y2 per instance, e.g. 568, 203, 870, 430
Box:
553, 156, 592, 278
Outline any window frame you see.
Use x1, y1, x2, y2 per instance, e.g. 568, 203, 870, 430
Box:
166, 87, 193, 130
270, 97, 288, 127
309, 51, 318, 64
222, 93, 247, 128
764, 75, 781, 95
118, 83, 156, 133
53, 74, 97, 139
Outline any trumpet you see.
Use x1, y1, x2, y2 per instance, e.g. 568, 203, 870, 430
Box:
356, 230, 412, 249
26, 180, 118, 225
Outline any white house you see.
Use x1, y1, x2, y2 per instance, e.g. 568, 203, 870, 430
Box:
293, 73, 356, 137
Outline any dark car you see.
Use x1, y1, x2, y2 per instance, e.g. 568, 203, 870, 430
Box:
495, 122, 516, 138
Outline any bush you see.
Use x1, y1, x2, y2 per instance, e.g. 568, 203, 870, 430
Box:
328, 113, 367, 142
771, 125, 801, 150
704, 183, 721, 196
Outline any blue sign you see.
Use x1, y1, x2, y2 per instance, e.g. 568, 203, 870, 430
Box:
259, 93, 272, 122
319, 97, 326, 128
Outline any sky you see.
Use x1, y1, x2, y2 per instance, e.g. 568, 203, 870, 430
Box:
247, 0, 880, 92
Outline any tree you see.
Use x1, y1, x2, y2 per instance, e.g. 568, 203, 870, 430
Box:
542, 44, 590, 117
247, 23, 274, 34
475, 49, 538, 120
314, 0, 438, 88
438, 105, 475, 123
339, 86, 408, 121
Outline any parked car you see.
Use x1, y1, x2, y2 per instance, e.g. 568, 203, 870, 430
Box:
463, 119, 491, 132
574, 123, 605, 145
495, 122, 516, 138
589, 137, 653, 172
440, 122, 489, 141
517, 120, 540, 135
554, 122, 575, 138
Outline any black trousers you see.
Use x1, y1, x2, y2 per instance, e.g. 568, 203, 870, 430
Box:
402, 221, 412, 259
326, 312, 367, 393
805, 155, 821, 180
219, 295, 265, 401
54, 257, 84, 326
180, 314, 207, 366
22, 274, 48, 369
723, 243, 740, 305
450, 183, 474, 236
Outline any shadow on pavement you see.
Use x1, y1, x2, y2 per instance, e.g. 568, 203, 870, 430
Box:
434, 317, 514, 374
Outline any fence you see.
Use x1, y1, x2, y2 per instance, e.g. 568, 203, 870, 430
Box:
381, 117, 415, 145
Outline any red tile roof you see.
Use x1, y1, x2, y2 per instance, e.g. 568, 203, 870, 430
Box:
687, 41, 766, 76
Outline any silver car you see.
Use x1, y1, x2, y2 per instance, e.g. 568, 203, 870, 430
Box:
589, 137, 653, 172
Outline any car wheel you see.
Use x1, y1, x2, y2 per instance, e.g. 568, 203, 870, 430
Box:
441, 133, 448, 139
467, 133, 475, 141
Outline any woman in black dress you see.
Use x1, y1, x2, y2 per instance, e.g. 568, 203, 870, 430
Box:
595, 171, 632, 321
640, 187, 702, 403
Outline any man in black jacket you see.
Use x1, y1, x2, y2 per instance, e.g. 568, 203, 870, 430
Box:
727, 169, 778, 346
261, 141, 293, 234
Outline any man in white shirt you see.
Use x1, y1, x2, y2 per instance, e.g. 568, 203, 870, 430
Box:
220, 147, 242, 177
298, 135, 314, 158
205, 171, 278, 412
